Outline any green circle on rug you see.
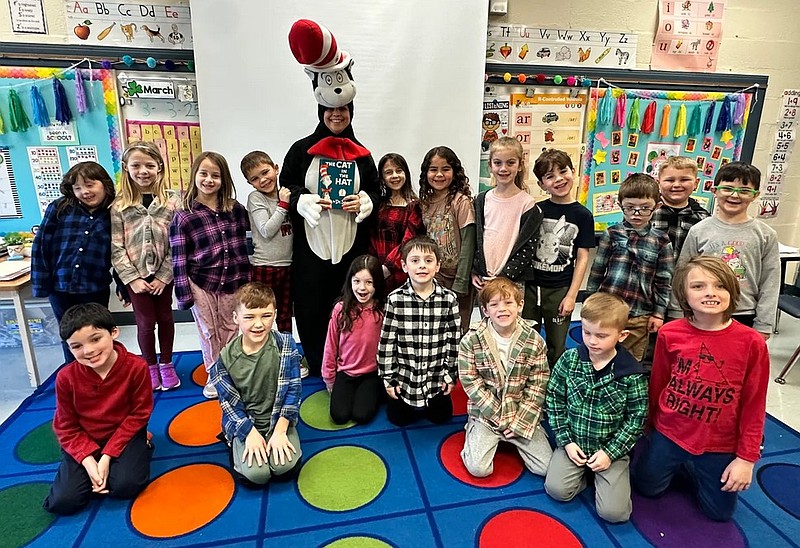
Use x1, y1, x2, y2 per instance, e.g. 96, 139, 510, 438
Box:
298, 446, 387, 511
0, 483, 56, 546
16, 422, 60, 464
299, 390, 356, 431
324, 536, 392, 547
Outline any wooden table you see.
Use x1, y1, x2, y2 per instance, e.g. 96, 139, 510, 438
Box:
0, 268, 40, 387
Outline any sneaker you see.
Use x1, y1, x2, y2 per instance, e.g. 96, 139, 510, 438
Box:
148, 364, 161, 391
300, 358, 310, 379
203, 380, 218, 399
159, 362, 181, 391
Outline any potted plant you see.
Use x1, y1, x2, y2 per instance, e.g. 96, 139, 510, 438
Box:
3, 232, 26, 260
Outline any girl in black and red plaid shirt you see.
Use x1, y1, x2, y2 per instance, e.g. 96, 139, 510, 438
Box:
368, 153, 425, 293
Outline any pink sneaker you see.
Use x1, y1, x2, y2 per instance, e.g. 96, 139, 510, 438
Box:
148, 364, 161, 391
159, 362, 181, 390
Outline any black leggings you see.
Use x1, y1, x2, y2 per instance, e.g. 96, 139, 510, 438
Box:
386, 392, 453, 427
330, 371, 382, 425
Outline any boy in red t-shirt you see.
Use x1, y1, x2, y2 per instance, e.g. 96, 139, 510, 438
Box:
44, 303, 153, 515
634, 256, 769, 522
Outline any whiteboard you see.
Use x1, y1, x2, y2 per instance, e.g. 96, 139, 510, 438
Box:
191, 0, 489, 199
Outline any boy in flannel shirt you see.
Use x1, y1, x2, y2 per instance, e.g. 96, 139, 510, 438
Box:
587, 174, 674, 361
378, 236, 460, 426
545, 293, 648, 523
209, 282, 303, 486
458, 277, 553, 478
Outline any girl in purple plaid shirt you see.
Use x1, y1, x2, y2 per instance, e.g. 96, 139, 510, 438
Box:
170, 152, 251, 399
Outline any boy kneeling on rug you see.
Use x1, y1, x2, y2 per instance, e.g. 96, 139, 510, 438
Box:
545, 293, 648, 523
44, 303, 154, 515
458, 277, 553, 478
209, 282, 303, 486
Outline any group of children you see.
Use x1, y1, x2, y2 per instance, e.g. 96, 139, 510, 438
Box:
34, 139, 774, 526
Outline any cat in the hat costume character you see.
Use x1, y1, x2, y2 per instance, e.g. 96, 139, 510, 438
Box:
281, 20, 380, 376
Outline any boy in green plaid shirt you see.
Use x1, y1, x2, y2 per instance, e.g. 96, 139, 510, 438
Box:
545, 293, 648, 523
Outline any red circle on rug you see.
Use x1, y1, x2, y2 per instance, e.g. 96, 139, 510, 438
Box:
168, 401, 222, 447
130, 463, 234, 538
479, 509, 581, 547
451, 382, 468, 416
439, 431, 524, 488
192, 365, 208, 387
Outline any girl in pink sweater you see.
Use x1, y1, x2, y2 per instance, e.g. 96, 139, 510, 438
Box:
322, 254, 386, 424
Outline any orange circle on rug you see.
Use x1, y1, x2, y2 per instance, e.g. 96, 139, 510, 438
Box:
451, 382, 468, 416
439, 430, 524, 488
192, 365, 208, 387
168, 401, 222, 447
130, 464, 234, 538
479, 509, 581, 547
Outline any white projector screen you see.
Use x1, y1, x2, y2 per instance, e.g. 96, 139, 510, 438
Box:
190, 0, 489, 199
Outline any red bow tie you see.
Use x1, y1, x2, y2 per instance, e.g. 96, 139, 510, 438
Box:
308, 136, 370, 161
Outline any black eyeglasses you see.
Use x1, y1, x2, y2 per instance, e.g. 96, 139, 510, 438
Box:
620, 206, 655, 216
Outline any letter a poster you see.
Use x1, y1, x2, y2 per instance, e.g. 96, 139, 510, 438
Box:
652, 0, 725, 72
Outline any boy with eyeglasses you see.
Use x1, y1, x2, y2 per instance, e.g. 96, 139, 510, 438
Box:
588, 174, 674, 361
678, 162, 780, 339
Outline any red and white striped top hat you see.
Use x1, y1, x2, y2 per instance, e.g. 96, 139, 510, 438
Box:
289, 19, 352, 72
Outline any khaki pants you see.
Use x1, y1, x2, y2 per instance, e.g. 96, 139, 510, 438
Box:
622, 315, 650, 362
461, 416, 553, 477
232, 426, 302, 485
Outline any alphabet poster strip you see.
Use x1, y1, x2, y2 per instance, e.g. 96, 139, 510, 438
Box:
487, 25, 637, 69
651, 0, 725, 72
64, 0, 192, 48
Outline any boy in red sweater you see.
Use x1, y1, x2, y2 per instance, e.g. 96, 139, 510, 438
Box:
633, 256, 769, 522
44, 303, 153, 515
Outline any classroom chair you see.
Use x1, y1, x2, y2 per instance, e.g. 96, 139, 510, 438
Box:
774, 271, 800, 384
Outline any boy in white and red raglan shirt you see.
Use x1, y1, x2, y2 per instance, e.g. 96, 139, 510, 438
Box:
44, 303, 153, 515
634, 256, 769, 522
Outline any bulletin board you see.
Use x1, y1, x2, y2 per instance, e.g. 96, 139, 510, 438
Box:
0, 65, 122, 233
582, 86, 755, 229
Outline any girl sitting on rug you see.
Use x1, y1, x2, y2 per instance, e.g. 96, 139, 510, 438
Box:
322, 255, 387, 425
634, 255, 770, 522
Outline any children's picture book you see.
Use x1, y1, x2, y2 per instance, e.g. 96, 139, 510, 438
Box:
318, 158, 356, 209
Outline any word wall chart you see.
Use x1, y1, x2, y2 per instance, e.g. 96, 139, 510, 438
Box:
126, 121, 202, 191
27, 147, 64, 217
652, 0, 726, 72
758, 89, 799, 219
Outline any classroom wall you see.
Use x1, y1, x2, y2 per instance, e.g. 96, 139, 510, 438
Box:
491, 0, 800, 246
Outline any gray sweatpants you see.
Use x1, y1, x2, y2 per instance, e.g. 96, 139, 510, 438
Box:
461, 416, 553, 477
232, 426, 302, 485
544, 446, 632, 523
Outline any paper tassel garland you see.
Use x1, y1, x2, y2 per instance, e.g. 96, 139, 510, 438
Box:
687, 104, 702, 136
614, 94, 627, 128
716, 96, 731, 132
659, 104, 671, 137
673, 104, 687, 138
8, 90, 30, 132
30, 85, 50, 127
598, 89, 613, 126
0, 109, 5, 135
641, 101, 657, 134
733, 94, 746, 126
53, 78, 72, 124
703, 102, 716, 135
75, 69, 87, 114
628, 98, 641, 130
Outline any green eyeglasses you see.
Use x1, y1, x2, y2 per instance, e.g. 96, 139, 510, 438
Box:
714, 185, 759, 197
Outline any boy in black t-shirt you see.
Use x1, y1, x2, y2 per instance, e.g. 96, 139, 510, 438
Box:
527, 149, 595, 367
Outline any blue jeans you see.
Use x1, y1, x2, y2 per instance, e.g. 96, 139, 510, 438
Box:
49, 289, 110, 364
633, 430, 739, 521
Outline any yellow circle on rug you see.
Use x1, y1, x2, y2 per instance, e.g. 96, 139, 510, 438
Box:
298, 446, 387, 511
192, 364, 208, 387
300, 390, 356, 431
324, 536, 392, 547
168, 401, 222, 447
130, 463, 234, 538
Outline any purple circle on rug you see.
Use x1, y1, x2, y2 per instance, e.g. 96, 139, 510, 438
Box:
631, 491, 745, 548
757, 463, 800, 519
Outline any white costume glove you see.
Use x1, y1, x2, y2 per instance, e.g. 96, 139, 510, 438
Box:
297, 193, 323, 229
355, 191, 373, 224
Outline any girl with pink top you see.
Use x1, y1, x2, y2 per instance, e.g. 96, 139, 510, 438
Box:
322, 254, 387, 425
472, 137, 542, 292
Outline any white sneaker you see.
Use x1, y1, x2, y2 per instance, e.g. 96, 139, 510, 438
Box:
300, 363, 309, 379
203, 381, 218, 399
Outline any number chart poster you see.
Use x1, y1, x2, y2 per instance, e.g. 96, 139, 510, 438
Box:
0, 66, 122, 233
580, 87, 753, 230
126, 121, 202, 191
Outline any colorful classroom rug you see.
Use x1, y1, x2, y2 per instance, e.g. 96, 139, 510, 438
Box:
3, 334, 800, 547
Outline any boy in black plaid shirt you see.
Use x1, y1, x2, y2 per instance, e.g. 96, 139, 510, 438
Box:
378, 236, 460, 426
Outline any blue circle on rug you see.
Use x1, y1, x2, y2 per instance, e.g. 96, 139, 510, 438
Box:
757, 463, 800, 519
568, 325, 582, 344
